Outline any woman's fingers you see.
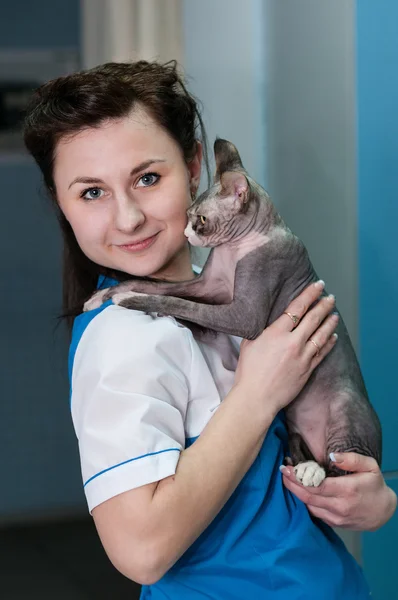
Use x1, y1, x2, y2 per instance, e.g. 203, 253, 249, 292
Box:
274, 280, 325, 333
304, 312, 339, 361
305, 505, 341, 528
281, 471, 334, 504
294, 293, 336, 343
328, 452, 380, 474
309, 329, 338, 366
273, 280, 339, 364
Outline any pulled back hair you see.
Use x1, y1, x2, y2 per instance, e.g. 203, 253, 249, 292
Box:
23, 60, 209, 330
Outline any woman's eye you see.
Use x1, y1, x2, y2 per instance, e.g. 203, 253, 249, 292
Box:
81, 187, 104, 200
137, 172, 160, 187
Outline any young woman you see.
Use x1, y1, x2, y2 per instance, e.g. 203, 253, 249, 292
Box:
24, 61, 395, 599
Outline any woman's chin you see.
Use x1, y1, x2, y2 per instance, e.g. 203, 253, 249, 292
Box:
112, 255, 159, 279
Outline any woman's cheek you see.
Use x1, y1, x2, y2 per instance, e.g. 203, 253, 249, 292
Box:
71, 213, 106, 257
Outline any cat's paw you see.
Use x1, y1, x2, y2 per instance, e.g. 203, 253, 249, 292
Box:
83, 289, 110, 312
294, 461, 326, 487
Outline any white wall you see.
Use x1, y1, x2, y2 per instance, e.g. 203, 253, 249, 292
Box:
264, 0, 358, 345
182, 0, 267, 189
265, 0, 359, 563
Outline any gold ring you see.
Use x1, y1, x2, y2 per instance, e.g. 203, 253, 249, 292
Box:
284, 312, 300, 327
309, 339, 320, 356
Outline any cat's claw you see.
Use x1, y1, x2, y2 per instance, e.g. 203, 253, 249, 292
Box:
83, 289, 110, 312
294, 461, 326, 487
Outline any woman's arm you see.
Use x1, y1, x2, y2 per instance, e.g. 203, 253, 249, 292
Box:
93, 384, 273, 585
281, 452, 397, 531
92, 281, 338, 585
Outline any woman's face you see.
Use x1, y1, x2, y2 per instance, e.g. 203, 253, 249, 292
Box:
53, 106, 201, 281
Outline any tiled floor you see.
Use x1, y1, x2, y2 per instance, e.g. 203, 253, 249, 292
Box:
1, 517, 141, 599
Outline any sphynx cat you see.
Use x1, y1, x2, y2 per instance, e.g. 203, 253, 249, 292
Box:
85, 138, 382, 487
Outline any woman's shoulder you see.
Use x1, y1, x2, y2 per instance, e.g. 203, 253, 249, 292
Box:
69, 303, 193, 382
75, 302, 189, 342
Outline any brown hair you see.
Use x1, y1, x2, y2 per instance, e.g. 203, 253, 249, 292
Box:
23, 60, 209, 330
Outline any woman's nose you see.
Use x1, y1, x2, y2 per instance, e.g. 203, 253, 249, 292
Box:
114, 195, 145, 233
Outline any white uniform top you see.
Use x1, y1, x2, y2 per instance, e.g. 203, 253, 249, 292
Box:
70, 303, 240, 513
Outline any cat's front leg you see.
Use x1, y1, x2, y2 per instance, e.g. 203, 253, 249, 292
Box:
83, 261, 217, 313
83, 275, 207, 313
84, 288, 112, 312
112, 291, 264, 339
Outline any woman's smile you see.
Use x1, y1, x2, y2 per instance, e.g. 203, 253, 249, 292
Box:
117, 232, 161, 253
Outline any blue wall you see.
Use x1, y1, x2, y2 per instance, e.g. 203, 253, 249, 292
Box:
0, 0, 80, 48
357, 1, 398, 598
357, 0, 398, 474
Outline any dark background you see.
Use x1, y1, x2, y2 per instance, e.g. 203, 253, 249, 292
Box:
0, 1, 140, 597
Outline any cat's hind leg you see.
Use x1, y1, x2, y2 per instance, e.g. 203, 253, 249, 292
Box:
326, 391, 382, 477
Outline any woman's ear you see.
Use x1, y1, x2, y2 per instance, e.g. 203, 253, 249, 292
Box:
188, 140, 203, 193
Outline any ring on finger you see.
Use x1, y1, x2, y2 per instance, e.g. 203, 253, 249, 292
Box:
284, 312, 300, 327
309, 338, 321, 357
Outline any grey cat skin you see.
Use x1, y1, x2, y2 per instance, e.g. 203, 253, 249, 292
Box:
85, 139, 382, 487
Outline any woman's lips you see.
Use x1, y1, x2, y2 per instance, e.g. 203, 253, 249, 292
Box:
118, 232, 159, 252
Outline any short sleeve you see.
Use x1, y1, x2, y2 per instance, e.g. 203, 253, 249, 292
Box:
70, 305, 192, 513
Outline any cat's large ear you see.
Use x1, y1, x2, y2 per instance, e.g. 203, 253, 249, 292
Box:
214, 138, 244, 178
220, 171, 249, 207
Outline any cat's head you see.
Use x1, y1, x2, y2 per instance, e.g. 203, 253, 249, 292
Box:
184, 138, 255, 247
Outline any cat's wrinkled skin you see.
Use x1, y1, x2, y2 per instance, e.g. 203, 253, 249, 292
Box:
84, 138, 382, 487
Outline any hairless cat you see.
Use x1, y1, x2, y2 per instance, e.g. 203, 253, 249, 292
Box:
85, 138, 382, 487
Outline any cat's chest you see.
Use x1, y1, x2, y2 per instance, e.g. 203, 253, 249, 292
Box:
205, 252, 235, 302
207, 234, 270, 299
214, 231, 270, 271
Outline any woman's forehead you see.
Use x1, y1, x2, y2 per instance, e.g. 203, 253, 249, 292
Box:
53, 110, 180, 179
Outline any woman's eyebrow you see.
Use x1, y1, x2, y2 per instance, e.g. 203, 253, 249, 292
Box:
68, 159, 166, 189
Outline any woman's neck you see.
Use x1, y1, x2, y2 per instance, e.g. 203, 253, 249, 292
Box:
152, 244, 196, 282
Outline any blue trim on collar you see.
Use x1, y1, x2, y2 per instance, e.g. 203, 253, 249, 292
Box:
97, 265, 202, 290
97, 275, 120, 289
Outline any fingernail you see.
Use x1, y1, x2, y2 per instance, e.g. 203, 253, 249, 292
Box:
314, 280, 325, 289
332, 333, 338, 341
327, 294, 335, 302
279, 465, 291, 476
329, 452, 343, 463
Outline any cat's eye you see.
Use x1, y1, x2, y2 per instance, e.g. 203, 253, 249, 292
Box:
200, 215, 206, 224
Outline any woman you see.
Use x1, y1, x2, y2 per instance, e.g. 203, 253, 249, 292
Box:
24, 61, 395, 599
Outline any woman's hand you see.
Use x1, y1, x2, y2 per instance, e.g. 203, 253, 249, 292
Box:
234, 280, 339, 415
281, 453, 397, 531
